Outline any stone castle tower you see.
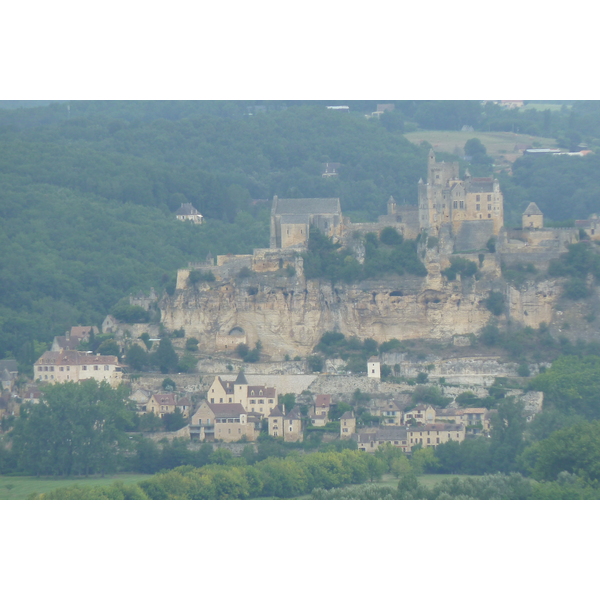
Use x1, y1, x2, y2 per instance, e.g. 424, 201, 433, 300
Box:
418, 149, 504, 241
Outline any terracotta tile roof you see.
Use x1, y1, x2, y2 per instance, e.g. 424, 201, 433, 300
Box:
35, 350, 119, 366
315, 394, 331, 407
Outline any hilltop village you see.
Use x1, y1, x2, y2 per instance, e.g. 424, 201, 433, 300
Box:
4, 150, 599, 454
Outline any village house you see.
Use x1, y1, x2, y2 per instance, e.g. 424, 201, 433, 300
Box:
368, 399, 404, 426
406, 423, 465, 449
34, 350, 123, 386
207, 372, 277, 416
340, 411, 356, 439
175, 202, 204, 224
267, 405, 304, 442
51, 326, 99, 352
0, 359, 18, 393
355, 422, 465, 453
435, 407, 492, 432
310, 394, 331, 426
189, 400, 257, 442
403, 404, 436, 425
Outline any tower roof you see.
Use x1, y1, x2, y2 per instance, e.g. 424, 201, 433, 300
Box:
234, 370, 248, 385
523, 202, 543, 215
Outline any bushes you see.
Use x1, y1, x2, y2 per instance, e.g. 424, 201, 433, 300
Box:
442, 256, 478, 280
485, 291, 505, 316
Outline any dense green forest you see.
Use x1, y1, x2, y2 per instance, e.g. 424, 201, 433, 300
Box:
4, 100, 600, 366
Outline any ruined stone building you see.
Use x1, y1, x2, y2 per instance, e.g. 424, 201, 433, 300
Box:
270, 196, 343, 249
418, 149, 504, 246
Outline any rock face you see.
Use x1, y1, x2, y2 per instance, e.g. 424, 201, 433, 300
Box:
160, 266, 547, 359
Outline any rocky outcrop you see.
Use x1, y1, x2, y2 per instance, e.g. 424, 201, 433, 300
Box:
159, 244, 561, 359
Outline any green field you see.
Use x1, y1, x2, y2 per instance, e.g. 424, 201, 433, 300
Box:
404, 130, 557, 164
0, 473, 150, 500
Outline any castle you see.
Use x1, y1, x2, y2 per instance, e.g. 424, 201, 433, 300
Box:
418, 149, 504, 250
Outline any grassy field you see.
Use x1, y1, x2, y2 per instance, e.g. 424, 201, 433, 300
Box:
0, 473, 150, 500
404, 130, 556, 165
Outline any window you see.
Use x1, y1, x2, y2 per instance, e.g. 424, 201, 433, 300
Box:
94, 365, 98, 371
476, 204, 480, 211
488, 204, 491, 211
259, 399, 264, 404
487, 195, 491, 202
250, 399, 256, 404
476, 194, 480, 202
82, 366, 87, 371
50, 366, 54, 372
459, 201, 464, 209
104, 365, 109, 371
488, 214, 491, 219
66, 366, 70, 371
59, 367, 64, 371
453, 201, 458, 209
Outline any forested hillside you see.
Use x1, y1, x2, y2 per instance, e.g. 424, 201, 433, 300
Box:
4, 100, 600, 367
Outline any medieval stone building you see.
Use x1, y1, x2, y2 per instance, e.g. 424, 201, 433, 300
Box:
418, 149, 504, 249
270, 196, 343, 249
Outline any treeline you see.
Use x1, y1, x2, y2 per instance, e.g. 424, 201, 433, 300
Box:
501, 152, 600, 224
0, 179, 268, 364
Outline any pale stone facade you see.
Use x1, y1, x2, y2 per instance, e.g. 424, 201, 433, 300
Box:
190, 400, 256, 442
418, 150, 504, 237
340, 411, 356, 439
206, 373, 277, 416
175, 203, 204, 224
403, 404, 436, 425
367, 357, 381, 379
34, 350, 123, 386
522, 202, 544, 229
270, 196, 343, 249
355, 423, 465, 453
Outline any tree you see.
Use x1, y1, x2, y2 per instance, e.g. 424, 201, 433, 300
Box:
530, 355, 600, 419
307, 354, 324, 373
125, 344, 148, 371
162, 377, 176, 391
185, 337, 199, 351
97, 338, 120, 357
11, 380, 133, 476
489, 397, 527, 473
522, 421, 600, 482
163, 408, 187, 431
153, 338, 179, 373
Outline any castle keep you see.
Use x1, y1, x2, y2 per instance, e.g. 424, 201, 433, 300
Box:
418, 149, 504, 246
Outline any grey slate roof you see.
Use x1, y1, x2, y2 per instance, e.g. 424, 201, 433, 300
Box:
523, 202, 543, 215
466, 178, 494, 193
234, 371, 248, 385
175, 202, 201, 216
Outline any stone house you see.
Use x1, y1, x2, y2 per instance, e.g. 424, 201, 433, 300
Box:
34, 350, 123, 387
175, 203, 204, 224
310, 394, 331, 426
372, 400, 403, 426
207, 373, 277, 417
406, 423, 465, 448
268, 405, 303, 442
190, 400, 257, 442
436, 407, 491, 432
340, 411, 356, 439
355, 423, 465, 452
403, 404, 436, 425
0, 359, 18, 393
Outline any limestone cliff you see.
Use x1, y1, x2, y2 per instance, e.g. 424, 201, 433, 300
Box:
159, 260, 558, 359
